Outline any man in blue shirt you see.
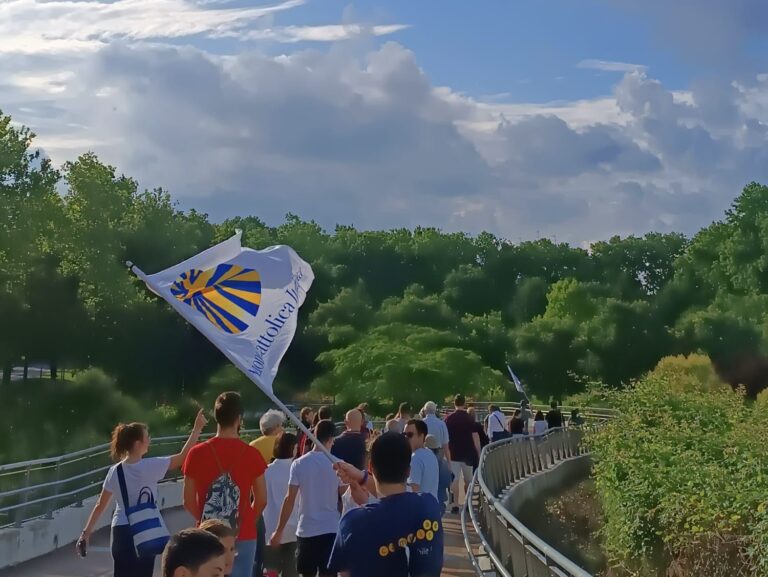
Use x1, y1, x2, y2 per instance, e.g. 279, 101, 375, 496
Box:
329, 433, 444, 577
405, 419, 439, 501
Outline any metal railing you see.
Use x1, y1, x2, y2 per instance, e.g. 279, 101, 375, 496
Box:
440, 402, 618, 423
462, 426, 598, 577
0, 417, 386, 531
0, 429, 260, 529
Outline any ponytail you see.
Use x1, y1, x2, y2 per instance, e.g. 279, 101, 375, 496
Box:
110, 422, 147, 461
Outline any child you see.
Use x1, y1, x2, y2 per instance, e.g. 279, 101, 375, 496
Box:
162, 529, 226, 577
200, 520, 237, 576
426, 435, 452, 516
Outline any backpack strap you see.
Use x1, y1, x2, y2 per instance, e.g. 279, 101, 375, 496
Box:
208, 440, 249, 474
208, 442, 225, 474
493, 413, 505, 429
115, 463, 131, 510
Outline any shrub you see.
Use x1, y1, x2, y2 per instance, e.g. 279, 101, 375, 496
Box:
589, 355, 768, 576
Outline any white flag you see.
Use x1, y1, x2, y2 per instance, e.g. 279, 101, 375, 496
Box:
506, 364, 526, 394
130, 231, 314, 393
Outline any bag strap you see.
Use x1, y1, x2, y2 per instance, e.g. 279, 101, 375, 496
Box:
208, 442, 225, 474
208, 440, 249, 475
493, 413, 505, 429
115, 463, 131, 511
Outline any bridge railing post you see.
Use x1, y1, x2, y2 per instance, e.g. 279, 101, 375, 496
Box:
46, 459, 63, 520
14, 466, 31, 528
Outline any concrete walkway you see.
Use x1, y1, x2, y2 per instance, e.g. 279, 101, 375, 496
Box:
0, 508, 477, 577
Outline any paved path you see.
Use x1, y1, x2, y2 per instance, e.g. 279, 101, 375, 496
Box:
0, 508, 477, 577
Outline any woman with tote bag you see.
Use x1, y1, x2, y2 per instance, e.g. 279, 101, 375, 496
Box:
77, 409, 207, 577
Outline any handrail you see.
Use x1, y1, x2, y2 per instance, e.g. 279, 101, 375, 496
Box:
461, 472, 512, 577
462, 424, 603, 577
0, 420, 365, 529
0, 429, 261, 528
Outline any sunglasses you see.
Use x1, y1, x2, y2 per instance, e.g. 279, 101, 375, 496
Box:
403, 432, 415, 438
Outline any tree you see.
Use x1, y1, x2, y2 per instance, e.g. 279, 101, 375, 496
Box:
591, 233, 688, 297
513, 317, 584, 400
505, 276, 549, 326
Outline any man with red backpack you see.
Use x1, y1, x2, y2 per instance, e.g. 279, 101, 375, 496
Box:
183, 392, 267, 577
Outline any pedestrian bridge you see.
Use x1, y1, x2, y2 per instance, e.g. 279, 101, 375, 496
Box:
0, 407, 611, 576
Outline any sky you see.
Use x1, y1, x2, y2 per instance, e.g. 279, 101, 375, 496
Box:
2, 0, 768, 244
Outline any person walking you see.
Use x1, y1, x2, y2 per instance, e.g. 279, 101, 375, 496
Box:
200, 520, 237, 576
425, 435, 452, 516
570, 408, 585, 427
404, 419, 439, 501
421, 401, 451, 461
296, 407, 315, 456
486, 404, 509, 442
263, 432, 300, 577
250, 409, 286, 577
269, 420, 345, 577
78, 409, 207, 577
393, 402, 411, 434
444, 394, 480, 514
509, 409, 526, 437
356, 403, 374, 441
161, 529, 227, 577
331, 409, 367, 470
533, 410, 548, 435
251, 409, 286, 464
546, 401, 563, 429
520, 400, 532, 434
329, 433, 444, 577
182, 392, 267, 577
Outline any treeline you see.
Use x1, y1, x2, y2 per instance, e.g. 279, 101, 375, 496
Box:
3, 109, 768, 415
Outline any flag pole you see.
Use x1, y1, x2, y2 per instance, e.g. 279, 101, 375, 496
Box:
126, 261, 336, 463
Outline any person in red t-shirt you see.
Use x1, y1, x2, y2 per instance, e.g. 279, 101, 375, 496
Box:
183, 392, 267, 577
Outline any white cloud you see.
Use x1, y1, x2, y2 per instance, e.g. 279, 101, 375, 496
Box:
3, 3, 768, 244
0, 0, 405, 56
0, 0, 306, 54
243, 24, 410, 43
578, 59, 647, 73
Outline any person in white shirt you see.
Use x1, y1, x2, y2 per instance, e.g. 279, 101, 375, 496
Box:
78, 410, 207, 577
269, 420, 346, 577
263, 432, 300, 577
421, 401, 451, 461
486, 404, 509, 442
533, 410, 548, 435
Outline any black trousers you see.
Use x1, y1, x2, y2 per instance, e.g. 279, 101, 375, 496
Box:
111, 524, 155, 577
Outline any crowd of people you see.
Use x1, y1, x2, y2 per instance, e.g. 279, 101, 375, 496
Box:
76, 392, 579, 577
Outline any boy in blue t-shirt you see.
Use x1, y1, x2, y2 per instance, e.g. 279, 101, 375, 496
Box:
329, 433, 444, 577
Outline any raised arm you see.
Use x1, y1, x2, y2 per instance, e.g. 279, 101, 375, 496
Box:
169, 410, 207, 470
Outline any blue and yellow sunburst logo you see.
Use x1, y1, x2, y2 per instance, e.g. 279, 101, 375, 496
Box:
171, 264, 262, 334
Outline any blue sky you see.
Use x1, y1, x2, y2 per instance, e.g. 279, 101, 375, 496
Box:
2, 0, 768, 243
248, 0, 707, 101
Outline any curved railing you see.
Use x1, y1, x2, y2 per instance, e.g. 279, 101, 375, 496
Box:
462, 426, 599, 577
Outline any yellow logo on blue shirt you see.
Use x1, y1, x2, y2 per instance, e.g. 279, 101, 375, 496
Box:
171, 264, 262, 334
377, 518, 441, 558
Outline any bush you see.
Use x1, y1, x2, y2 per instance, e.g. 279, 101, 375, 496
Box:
589, 355, 768, 576
0, 368, 144, 461
0, 369, 207, 462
